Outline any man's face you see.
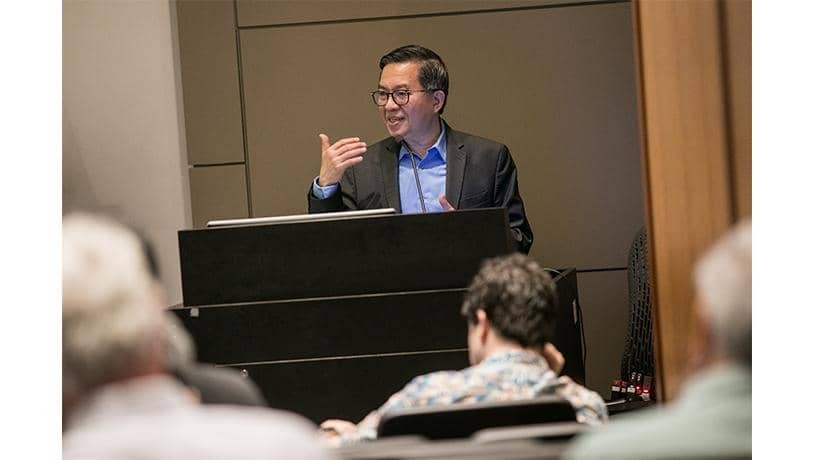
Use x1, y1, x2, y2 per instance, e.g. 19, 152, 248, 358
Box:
377, 61, 440, 145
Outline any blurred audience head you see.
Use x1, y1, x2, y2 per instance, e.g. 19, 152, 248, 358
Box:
460, 253, 557, 364
63, 213, 166, 404
693, 219, 752, 367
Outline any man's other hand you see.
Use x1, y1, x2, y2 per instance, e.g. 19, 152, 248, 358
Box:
319, 419, 358, 446
439, 194, 455, 211
540, 342, 565, 375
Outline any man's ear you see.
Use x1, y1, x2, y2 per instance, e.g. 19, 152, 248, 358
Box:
475, 309, 489, 342
432, 90, 446, 113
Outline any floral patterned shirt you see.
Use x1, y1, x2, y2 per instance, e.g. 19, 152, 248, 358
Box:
337, 349, 608, 445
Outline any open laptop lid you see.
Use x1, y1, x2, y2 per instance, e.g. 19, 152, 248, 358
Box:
206, 208, 398, 228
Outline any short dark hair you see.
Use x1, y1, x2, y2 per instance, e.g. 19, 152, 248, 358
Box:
461, 254, 558, 347
379, 44, 449, 114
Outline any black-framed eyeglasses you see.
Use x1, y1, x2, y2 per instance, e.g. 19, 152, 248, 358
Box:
370, 89, 437, 106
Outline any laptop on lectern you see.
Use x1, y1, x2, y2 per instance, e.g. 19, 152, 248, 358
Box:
205, 208, 397, 228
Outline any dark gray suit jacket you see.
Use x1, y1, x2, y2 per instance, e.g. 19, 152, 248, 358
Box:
307, 122, 533, 253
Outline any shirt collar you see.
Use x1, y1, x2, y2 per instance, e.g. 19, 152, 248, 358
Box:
481, 349, 548, 367
399, 120, 447, 163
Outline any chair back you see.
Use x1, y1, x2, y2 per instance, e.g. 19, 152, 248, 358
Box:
377, 396, 577, 440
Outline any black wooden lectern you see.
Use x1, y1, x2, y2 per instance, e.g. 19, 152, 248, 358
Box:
172, 208, 513, 423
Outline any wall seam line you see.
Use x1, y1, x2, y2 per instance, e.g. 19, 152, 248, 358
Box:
233, 0, 254, 217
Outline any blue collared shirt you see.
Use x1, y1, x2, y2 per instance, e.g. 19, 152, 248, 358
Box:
311, 123, 448, 213
398, 123, 447, 214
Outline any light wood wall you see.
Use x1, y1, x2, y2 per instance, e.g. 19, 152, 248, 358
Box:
633, 0, 751, 400
176, 0, 644, 397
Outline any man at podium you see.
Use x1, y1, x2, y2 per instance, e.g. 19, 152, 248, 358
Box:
307, 45, 533, 254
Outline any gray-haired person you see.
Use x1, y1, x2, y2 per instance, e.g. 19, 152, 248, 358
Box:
564, 220, 752, 459
63, 213, 333, 459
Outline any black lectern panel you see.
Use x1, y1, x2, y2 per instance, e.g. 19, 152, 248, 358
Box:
172, 289, 467, 364
175, 208, 514, 422
178, 208, 511, 306
229, 351, 470, 424
550, 268, 586, 385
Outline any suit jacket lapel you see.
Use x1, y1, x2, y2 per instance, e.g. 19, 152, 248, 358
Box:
445, 121, 467, 208
381, 137, 401, 211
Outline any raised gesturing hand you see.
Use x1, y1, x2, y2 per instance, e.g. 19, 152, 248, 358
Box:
317, 133, 367, 186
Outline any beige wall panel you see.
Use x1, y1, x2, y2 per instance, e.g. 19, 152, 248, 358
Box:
237, 0, 580, 27
577, 270, 629, 398
190, 164, 249, 228
635, 0, 734, 400
723, 0, 751, 219
177, 0, 245, 165
64, 0, 192, 305
240, 2, 642, 269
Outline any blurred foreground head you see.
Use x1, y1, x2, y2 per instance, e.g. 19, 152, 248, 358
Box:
693, 219, 752, 366
63, 213, 166, 399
